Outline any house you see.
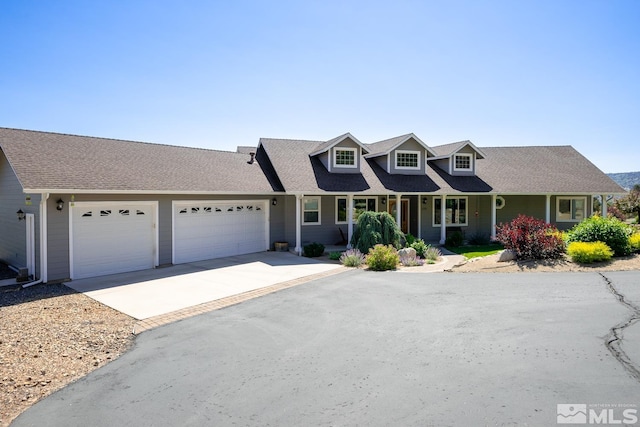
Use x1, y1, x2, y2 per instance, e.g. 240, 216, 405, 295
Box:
0, 127, 625, 283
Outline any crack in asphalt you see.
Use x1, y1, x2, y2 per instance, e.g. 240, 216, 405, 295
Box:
600, 272, 640, 383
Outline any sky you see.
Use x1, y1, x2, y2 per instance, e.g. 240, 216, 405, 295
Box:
1, 0, 639, 173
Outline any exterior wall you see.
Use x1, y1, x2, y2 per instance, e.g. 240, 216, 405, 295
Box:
389, 139, 426, 175
46, 193, 275, 282
0, 151, 42, 275
330, 139, 361, 174
431, 158, 449, 173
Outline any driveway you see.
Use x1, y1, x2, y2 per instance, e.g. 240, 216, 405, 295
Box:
65, 251, 343, 319
13, 270, 640, 426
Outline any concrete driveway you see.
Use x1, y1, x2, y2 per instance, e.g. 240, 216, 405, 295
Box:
66, 251, 343, 320
14, 270, 640, 426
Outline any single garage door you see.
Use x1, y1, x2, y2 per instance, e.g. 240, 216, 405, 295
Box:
71, 202, 157, 279
173, 200, 268, 264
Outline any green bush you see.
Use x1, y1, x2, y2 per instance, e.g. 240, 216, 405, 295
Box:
467, 232, 490, 245
567, 241, 614, 264
409, 239, 429, 258
630, 233, 640, 253
350, 211, 404, 254
445, 231, 464, 247
366, 244, 399, 271
339, 249, 366, 267
404, 233, 416, 245
328, 251, 342, 260
303, 242, 325, 257
423, 245, 442, 262
567, 216, 634, 256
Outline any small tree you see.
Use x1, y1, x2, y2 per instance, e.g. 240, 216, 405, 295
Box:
350, 211, 404, 254
616, 184, 640, 223
495, 215, 565, 260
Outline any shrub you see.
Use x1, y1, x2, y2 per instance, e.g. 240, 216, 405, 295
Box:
495, 215, 565, 260
467, 232, 490, 245
350, 211, 404, 253
340, 249, 366, 267
366, 244, 400, 271
328, 251, 342, 261
404, 233, 416, 245
630, 233, 640, 253
445, 231, 464, 247
567, 241, 614, 264
566, 215, 633, 256
303, 242, 325, 257
400, 253, 424, 267
409, 239, 429, 258
423, 245, 442, 262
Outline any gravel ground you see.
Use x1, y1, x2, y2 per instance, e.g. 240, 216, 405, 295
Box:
0, 284, 135, 427
1, 253, 638, 426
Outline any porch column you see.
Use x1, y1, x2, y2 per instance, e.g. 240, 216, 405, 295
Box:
347, 194, 354, 248
491, 194, 497, 241
395, 193, 402, 228
545, 194, 551, 223
601, 194, 607, 217
417, 195, 422, 240
439, 194, 447, 245
295, 194, 302, 256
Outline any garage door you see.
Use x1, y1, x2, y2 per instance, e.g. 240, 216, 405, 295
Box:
71, 202, 157, 279
173, 200, 268, 264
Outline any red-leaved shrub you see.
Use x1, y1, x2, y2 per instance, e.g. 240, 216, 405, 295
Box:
496, 215, 565, 260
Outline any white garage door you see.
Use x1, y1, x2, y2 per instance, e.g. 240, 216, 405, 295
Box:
173, 200, 268, 264
71, 202, 157, 279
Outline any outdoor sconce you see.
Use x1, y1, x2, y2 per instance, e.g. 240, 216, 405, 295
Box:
17, 209, 25, 221
422, 197, 428, 205
272, 197, 277, 206
56, 199, 64, 211
381, 198, 386, 205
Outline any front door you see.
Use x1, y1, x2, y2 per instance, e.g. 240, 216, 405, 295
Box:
388, 199, 409, 233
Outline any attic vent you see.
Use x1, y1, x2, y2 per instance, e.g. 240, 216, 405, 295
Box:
247, 152, 256, 164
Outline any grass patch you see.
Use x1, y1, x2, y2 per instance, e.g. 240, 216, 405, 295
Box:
446, 244, 504, 259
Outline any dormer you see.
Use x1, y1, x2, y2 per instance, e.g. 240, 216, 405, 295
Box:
364, 133, 436, 175
309, 133, 369, 174
428, 140, 486, 176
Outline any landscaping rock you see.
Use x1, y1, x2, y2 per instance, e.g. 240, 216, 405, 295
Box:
497, 249, 517, 262
398, 247, 417, 259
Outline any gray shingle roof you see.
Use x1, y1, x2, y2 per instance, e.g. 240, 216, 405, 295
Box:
0, 128, 276, 193
365, 133, 435, 158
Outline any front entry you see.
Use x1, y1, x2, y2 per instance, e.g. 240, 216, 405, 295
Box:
388, 199, 409, 234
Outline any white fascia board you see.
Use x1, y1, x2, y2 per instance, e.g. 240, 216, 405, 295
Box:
23, 189, 287, 195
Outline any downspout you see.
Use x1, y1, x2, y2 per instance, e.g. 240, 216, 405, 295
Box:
23, 192, 48, 288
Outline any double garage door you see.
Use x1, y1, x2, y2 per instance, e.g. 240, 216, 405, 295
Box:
173, 200, 268, 264
70, 200, 269, 279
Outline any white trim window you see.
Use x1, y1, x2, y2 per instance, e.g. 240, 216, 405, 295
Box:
454, 153, 472, 171
333, 147, 357, 168
433, 197, 468, 226
395, 150, 420, 170
335, 197, 377, 223
556, 197, 586, 222
303, 197, 321, 225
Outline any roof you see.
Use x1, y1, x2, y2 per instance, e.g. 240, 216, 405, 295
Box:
365, 133, 435, 158
0, 128, 276, 193
430, 140, 486, 159
308, 133, 369, 157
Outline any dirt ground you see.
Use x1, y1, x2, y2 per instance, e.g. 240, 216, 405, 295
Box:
450, 252, 640, 273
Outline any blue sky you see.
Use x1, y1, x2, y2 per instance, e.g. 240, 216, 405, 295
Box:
1, 0, 638, 172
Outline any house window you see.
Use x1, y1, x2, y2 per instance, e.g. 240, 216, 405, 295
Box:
556, 197, 586, 222
395, 150, 420, 170
335, 197, 377, 223
454, 154, 472, 171
334, 148, 357, 168
303, 198, 321, 224
433, 197, 468, 226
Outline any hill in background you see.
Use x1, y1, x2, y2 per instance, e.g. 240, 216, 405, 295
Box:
607, 171, 640, 190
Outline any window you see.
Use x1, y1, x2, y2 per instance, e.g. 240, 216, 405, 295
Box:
334, 148, 357, 168
336, 197, 377, 223
303, 198, 321, 224
395, 150, 420, 170
556, 197, 586, 222
454, 154, 472, 171
433, 197, 468, 226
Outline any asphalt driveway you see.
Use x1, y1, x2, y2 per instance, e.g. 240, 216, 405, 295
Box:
14, 270, 640, 426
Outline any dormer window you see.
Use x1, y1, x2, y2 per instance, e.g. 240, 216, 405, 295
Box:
395, 150, 420, 170
333, 148, 357, 168
454, 153, 472, 171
